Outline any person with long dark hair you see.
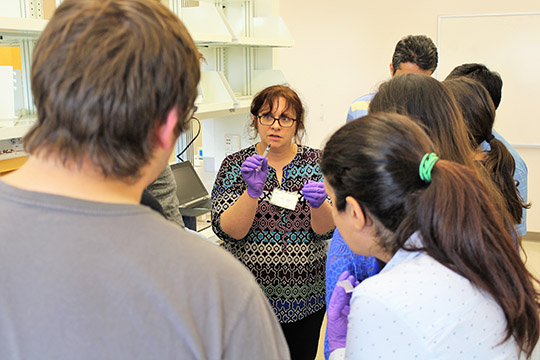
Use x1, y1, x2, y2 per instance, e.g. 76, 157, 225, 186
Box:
443, 77, 530, 233
445, 63, 529, 238
323, 113, 539, 359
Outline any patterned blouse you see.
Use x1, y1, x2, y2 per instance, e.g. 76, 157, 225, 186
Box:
211, 144, 332, 323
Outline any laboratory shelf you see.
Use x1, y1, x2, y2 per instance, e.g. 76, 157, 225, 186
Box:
0, 122, 34, 141
234, 96, 253, 110
177, 8, 293, 48
179, 6, 234, 45
0, 17, 47, 39
196, 71, 236, 114
197, 0, 253, 4
252, 69, 288, 93
194, 69, 288, 118
233, 17, 294, 47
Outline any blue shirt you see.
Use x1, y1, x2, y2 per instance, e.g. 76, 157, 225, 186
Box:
346, 93, 375, 122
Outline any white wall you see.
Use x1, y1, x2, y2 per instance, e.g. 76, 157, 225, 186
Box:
201, 114, 255, 172
278, 0, 540, 232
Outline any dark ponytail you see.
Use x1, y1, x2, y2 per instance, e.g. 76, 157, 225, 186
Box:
322, 113, 540, 358
443, 77, 530, 225
412, 160, 539, 357
484, 137, 531, 223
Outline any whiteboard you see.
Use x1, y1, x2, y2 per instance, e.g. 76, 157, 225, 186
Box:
437, 13, 540, 146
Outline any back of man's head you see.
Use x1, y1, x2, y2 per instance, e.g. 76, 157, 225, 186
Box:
391, 35, 438, 75
25, 0, 200, 179
445, 63, 503, 109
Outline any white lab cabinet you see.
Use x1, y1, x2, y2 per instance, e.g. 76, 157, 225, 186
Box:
171, 0, 294, 170
0, 0, 293, 173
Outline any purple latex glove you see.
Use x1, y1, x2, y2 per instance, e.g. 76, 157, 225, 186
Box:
241, 155, 268, 198
327, 270, 356, 353
302, 180, 327, 208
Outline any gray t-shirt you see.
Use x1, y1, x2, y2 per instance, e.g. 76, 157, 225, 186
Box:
0, 179, 289, 360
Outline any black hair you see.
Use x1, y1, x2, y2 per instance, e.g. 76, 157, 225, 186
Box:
392, 35, 438, 75
445, 63, 503, 109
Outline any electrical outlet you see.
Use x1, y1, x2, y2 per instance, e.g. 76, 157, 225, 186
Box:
224, 134, 240, 152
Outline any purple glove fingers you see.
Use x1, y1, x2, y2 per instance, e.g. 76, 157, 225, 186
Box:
241, 156, 264, 171
303, 180, 326, 194
327, 286, 347, 319
302, 180, 327, 208
260, 157, 268, 172
337, 270, 350, 282
241, 155, 268, 198
327, 270, 354, 353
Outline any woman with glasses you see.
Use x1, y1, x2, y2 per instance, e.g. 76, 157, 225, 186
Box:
211, 85, 334, 360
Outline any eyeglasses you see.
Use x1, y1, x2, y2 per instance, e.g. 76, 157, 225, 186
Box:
257, 114, 297, 128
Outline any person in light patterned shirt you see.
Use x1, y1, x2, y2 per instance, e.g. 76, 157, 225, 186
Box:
322, 113, 539, 360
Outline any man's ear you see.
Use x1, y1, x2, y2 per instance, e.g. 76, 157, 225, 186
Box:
345, 196, 367, 230
389, 62, 395, 77
156, 108, 179, 149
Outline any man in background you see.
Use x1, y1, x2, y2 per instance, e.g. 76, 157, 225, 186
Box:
346, 34, 438, 121
446, 63, 528, 238
0, 0, 288, 358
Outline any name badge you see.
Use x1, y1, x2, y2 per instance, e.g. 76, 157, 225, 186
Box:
269, 188, 299, 210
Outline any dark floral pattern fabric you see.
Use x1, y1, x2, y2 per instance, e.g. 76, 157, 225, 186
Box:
211, 145, 332, 322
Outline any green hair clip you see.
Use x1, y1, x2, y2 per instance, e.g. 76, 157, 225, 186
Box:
419, 153, 439, 183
